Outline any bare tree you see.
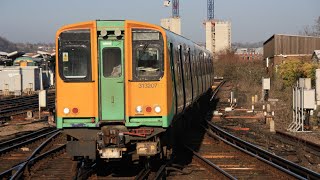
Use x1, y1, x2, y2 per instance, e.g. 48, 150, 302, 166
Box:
314, 16, 320, 36
301, 16, 320, 36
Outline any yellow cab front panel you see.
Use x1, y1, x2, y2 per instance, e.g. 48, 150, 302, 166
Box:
56, 21, 98, 128
124, 20, 173, 128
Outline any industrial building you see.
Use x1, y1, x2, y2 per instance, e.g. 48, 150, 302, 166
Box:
204, 0, 231, 57
0, 66, 54, 96
205, 20, 231, 56
263, 34, 320, 65
0, 50, 55, 96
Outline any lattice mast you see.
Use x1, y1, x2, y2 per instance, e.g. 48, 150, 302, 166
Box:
207, 0, 214, 20
172, 0, 179, 18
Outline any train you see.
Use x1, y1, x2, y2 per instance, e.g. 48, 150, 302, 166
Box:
55, 20, 214, 161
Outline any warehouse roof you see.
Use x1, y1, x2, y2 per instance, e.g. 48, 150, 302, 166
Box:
264, 34, 320, 45
0, 51, 8, 56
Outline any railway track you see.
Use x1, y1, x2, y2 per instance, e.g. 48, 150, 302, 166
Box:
80, 156, 167, 179
0, 129, 65, 179
208, 122, 320, 179
170, 119, 320, 179
166, 79, 320, 179
0, 80, 226, 180
0, 91, 55, 121
70, 79, 227, 180
0, 127, 55, 149
213, 80, 320, 173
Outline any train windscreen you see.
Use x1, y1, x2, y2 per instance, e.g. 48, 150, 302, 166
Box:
58, 29, 92, 82
132, 29, 164, 81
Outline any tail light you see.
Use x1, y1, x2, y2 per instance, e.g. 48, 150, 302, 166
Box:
72, 108, 79, 114
146, 106, 152, 113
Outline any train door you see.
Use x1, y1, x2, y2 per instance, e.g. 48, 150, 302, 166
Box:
99, 40, 125, 121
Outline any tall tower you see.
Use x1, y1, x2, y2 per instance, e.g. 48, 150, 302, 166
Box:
205, 0, 231, 57
161, 0, 181, 35
172, 0, 179, 18
208, 0, 214, 20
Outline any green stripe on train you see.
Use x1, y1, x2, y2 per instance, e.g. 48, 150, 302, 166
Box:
125, 102, 175, 128
56, 117, 99, 128
57, 104, 175, 128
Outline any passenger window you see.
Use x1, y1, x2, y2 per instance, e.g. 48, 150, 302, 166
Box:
132, 29, 164, 81
136, 47, 159, 76
103, 48, 122, 77
62, 48, 88, 78
58, 29, 91, 82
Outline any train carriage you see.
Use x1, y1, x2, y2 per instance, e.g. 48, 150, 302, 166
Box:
55, 20, 213, 160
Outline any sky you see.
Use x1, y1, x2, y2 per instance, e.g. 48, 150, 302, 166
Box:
0, 0, 319, 44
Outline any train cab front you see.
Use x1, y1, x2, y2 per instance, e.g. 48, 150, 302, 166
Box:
55, 21, 101, 160
55, 20, 172, 161
122, 21, 173, 157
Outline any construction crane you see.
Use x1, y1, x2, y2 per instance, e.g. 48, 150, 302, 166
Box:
208, 0, 214, 20
165, 0, 214, 19
172, 0, 179, 18
163, 0, 179, 18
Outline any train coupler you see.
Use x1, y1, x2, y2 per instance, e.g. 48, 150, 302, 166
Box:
97, 126, 127, 159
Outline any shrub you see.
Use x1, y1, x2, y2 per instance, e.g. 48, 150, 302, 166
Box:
278, 57, 320, 87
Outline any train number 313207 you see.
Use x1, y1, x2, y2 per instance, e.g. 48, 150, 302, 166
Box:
138, 83, 158, 88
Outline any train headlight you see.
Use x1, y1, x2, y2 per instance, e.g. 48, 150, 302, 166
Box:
136, 106, 143, 113
63, 108, 70, 114
154, 106, 161, 113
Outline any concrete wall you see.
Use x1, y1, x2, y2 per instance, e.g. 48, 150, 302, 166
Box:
205, 21, 213, 53
160, 17, 181, 35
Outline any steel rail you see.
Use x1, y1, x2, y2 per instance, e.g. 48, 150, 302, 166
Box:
276, 130, 320, 153
154, 164, 167, 180
0, 98, 54, 112
0, 144, 66, 179
0, 93, 55, 107
0, 129, 60, 154
76, 161, 96, 179
208, 121, 320, 180
0, 127, 53, 148
0, 93, 55, 119
10, 130, 62, 180
135, 167, 151, 180
0, 101, 54, 119
210, 80, 225, 101
185, 145, 236, 179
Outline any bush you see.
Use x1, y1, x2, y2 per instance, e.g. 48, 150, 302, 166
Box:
214, 51, 264, 106
278, 57, 320, 87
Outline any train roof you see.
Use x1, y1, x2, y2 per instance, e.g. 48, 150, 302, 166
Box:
57, 20, 212, 56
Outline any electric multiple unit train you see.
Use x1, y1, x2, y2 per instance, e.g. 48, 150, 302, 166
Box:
55, 20, 214, 160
